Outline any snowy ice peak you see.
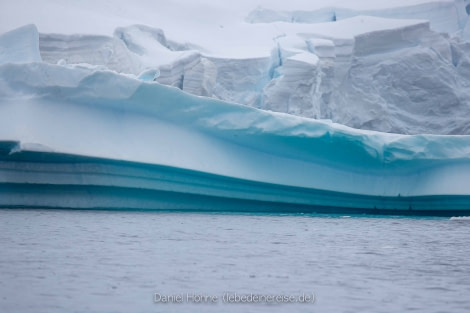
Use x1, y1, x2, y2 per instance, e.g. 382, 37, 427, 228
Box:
2, 0, 470, 135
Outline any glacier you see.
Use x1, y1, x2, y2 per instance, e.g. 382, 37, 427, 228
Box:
1, 23, 470, 216
4, 0, 470, 135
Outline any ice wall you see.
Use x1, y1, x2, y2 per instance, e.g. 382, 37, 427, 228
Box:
1, 59, 470, 214
259, 16, 470, 134
246, 1, 467, 34
3, 1, 470, 138
1, 25, 470, 214
0, 24, 42, 64
27, 1, 470, 135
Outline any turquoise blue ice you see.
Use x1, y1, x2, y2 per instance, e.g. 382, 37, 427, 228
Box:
1, 25, 470, 215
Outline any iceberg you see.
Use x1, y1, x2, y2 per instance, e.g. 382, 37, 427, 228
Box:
1, 24, 470, 216
4, 0, 470, 135
5, 0, 470, 135
2, 0, 470, 216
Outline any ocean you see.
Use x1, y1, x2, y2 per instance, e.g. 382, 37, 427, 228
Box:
1, 209, 469, 313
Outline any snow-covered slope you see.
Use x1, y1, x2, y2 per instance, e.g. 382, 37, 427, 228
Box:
2, 0, 470, 134
1, 25, 470, 215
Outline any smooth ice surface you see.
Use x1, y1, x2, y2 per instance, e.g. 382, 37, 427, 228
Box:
1, 210, 470, 313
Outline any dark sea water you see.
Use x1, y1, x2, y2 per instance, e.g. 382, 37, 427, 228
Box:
0, 209, 469, 313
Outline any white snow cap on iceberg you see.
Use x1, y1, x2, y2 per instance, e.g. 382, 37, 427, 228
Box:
2, 0, 470, 136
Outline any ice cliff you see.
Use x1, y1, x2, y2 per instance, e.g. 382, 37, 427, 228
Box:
1, 23, 470, 215
4, 0, 470, 134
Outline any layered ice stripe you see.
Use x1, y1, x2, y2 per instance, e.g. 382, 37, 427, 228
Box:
1, 143, 470, 215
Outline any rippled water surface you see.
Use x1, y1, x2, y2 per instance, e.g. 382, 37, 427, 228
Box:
1, 209, 469, 313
